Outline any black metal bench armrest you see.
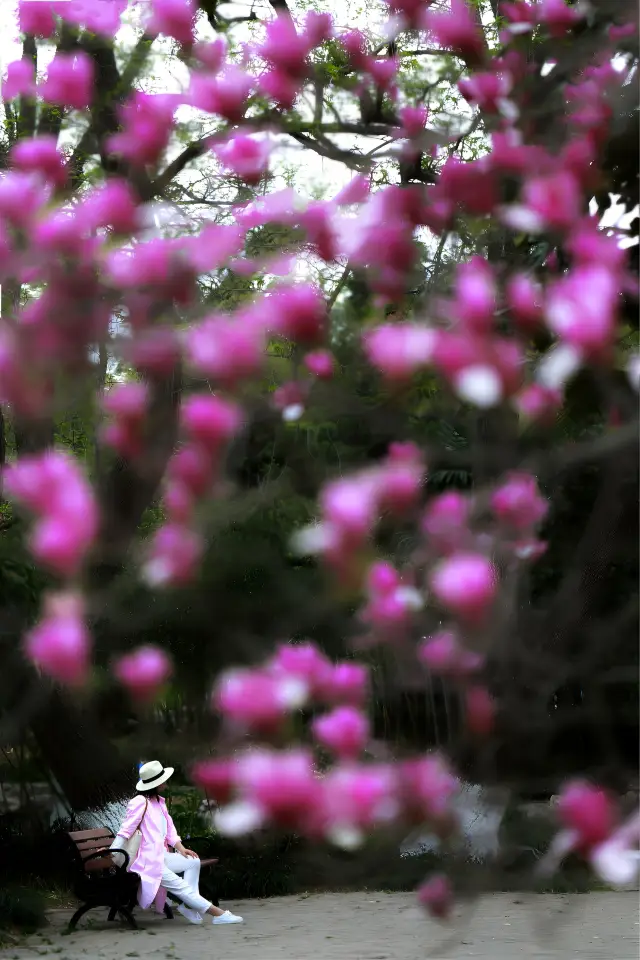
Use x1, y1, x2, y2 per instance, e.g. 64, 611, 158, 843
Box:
81, 846, 131, 872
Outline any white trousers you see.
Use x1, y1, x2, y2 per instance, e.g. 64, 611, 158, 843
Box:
162, 852, 211, 914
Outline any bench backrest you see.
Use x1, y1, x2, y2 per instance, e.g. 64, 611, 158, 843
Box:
68, 827, 116, 873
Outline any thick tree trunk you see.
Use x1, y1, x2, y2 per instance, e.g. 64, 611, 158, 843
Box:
29, 686, 133, 811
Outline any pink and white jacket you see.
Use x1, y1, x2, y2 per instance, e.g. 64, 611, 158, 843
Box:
111, 794, 181, 911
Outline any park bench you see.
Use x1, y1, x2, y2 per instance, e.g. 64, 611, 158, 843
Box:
66, 827, 219, 932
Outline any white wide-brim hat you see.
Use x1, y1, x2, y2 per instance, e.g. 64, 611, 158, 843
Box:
136, 760, 174, 792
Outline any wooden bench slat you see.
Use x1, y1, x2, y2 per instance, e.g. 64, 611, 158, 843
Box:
69, 828, 114, 841
76, 838, 115, 855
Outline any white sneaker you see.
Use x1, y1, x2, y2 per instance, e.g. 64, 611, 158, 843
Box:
177, 904, 203, 924
212, 910, 243, 924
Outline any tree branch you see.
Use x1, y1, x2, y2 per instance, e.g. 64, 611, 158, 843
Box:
287, 132, 371, 171
149, 138, 210, 199
16, 36, 37, 140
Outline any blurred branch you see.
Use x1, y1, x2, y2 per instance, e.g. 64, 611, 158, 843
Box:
16, 36, 37, 140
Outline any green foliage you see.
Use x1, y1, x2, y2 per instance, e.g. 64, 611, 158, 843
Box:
0, 886, 47, 935
189, 833, 302, 901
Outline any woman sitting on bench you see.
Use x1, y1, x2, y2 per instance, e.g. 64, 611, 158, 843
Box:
110, 760, 243, 926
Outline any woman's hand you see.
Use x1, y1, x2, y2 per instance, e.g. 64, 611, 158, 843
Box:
175, 842, 199, 859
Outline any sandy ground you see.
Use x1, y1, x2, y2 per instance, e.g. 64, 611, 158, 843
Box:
2, 892, 638, 960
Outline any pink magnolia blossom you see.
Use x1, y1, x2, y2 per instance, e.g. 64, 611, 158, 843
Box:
319, 763, 400, 848
267, 642, 334, 699
399, 754, 459, 824
260, 16, 312, 80
304, 349, 334, 379
102, 382, 148, 421
421, 492, 470, 554
567, 219, 626, 271
79, 180, 140, 234
266, 283, 327, 344
433, 331, 518, 409
214, 135, 271, 185
304, 11, 333, 46
362, 559, 423, 630
490, 472, 548, 531
368, 57, 399, 92
437, 155, 498, 217
187, 313, 266, 385
367, 560, 399, 596
590, 813, 640, 887
213, 668, 308, 731
51, 0, 127, 36
385, 0, 434, 30
538, 0, 583, 37
312, 706, 370, 759
501, 1, 536, 34
142, 523, 203, 587
232, 749, 320, 831
163, 483, 194, 524
514, 383, 563, 423
272, 381, 307, 421
24, 592, 91, 687
5, 450, 98, 577
193, 37, 227, 71
453, 256, 497, 333
109, 93, 178, 167
113, 645, 173, 701
506, 171, 582, 234
11, 136, 67, 189
41, 52, 94, 111
300, 202, 339, 261
259, 69, 300, 110
363, 324, 437, 381
191, 759, 235, 804
546, 265, 618, 355
333, 175, 370, 206
429, 552, 497, 624
180, 394, 242, 451
426, 0, 487, 64
2, 59, 36, 100
378, 442, 425, 513
341, 30, 369, 71
322, 662, 369, 707
464, 685, 496, 736
128, 327, 181, 376
417, 874, 453, 919
459, 70, 512, 112
557, 780, 617, 853
609, 22, 637, 42
167, 444, 215, 497
512, 538, 548, 563
181, 223, 246, 274
19, 0, 58, 37
147, 0, 195, 46
506, 273, 543, 330
320, 472, 381, 545
189, 66, 252, 123
398, 104, 428, 139
100, 382, 149, 458
418, 630, 482, 678
105, 239, 195, 303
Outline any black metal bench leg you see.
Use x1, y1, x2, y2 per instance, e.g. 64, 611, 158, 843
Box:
118, 908, 138, 930
163, 903, 174, 920
107, 906, 118, 921
67, 903, 93, 932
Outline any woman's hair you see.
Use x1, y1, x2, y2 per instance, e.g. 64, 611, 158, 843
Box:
137, 787, 160, 798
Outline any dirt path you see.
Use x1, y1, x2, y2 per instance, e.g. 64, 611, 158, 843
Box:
2, 892, 638, 960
